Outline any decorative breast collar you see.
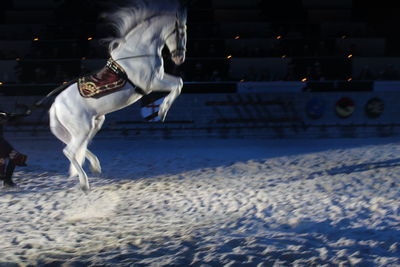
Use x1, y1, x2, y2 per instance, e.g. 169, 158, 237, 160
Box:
78, 58, 128, 98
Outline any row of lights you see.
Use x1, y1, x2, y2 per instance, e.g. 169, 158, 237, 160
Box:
0, 79, 355, 85
30, 34, 354, 60
31, 34, 351, 43
236, 34, 348, 40
300, 77, 353, 83
19, 34, 355, 81
231, 35, 354, 59
0, 81, 71, 85
234, 34, 283, 40
1, 33, 357, 86
31, 33, 350, 42
238, 34, 349, 40
226, 54, 353, 60
237, 78, 355, 83
32, 37, 94, 41
0, 79, 287, 85
12, 57, 89, 61
13, 36, 94, 61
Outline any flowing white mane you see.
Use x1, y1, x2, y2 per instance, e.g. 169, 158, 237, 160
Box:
105, 0, 186, 52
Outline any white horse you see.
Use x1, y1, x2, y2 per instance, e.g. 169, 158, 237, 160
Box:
49, 0, 187, 191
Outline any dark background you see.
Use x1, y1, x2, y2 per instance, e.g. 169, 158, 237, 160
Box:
0, 0, 399, 94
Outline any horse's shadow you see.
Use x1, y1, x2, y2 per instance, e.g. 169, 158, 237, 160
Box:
325, 158, 400, 176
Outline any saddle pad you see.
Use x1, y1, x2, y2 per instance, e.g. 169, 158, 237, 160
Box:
78, 59, 127, 98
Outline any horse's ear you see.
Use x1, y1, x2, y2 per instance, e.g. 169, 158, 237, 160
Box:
176, 0, 188, 21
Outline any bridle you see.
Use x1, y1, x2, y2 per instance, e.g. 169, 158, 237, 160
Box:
165, 20, 187, 58
114, 17, 186, 62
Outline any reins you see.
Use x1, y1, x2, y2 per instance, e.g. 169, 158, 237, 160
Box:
114, 55, 156, 61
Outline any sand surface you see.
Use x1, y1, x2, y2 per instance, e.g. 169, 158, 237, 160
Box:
0, 137, 399, 266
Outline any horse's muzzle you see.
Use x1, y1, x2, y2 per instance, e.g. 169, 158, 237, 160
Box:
171, 51, 185, 65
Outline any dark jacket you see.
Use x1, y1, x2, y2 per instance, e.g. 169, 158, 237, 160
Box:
0, 112, 7, 138
0, 112, 13, 158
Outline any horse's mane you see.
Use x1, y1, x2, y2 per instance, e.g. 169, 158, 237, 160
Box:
105, 0, 186, 52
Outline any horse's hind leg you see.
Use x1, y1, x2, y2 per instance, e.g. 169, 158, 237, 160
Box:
63, 134, 91, 191
49, 105, 71, 144
58, 112, 93, 191
86, 150, 101, 175
66, 115, 104, 177
50, 104, 82, 178
85, 115, 105, 175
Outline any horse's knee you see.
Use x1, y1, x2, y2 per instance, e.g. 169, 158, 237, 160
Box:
176, 86, 182, 95
176, 79, 183, 94
63, 147, 72, 159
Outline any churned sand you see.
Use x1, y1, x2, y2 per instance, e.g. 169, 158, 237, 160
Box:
0, 137, 399, 266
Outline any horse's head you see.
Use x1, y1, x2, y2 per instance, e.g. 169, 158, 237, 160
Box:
165, 10, 187, 65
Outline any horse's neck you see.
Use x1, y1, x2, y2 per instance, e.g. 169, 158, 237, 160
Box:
111, 15, 172, 60
110, 15, 173, 93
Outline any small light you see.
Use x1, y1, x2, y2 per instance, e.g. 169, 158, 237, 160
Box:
281, 55, 287, 59
0, 82, 3, 86
81, 57, 86, 60
226, 55, 232, 59
347, 77, 353, 82
16, 57, 21, 61
301, 77, 308, 82
341, 35, 347, 39
240, 79, 245, 82
276, 35, 282, 40
33, 37, 39, 41
347, 54, 353, 58
63, 81, 68, 84
234, 35, 240, 40
87, 37, 93, 41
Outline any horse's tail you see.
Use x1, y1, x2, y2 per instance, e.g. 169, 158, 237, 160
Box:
49, 103, 71, 144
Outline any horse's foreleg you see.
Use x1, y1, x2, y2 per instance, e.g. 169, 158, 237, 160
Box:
150, 74, 183, 121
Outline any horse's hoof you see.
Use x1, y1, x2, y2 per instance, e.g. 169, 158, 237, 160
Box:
80, 185, 90, 193
158, 110, 167, 122
90, 166, 102, 175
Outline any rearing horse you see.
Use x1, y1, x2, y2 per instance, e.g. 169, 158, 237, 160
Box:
49, 0, 187, 191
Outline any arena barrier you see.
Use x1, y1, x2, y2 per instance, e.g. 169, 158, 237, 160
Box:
1, 81, 400, 138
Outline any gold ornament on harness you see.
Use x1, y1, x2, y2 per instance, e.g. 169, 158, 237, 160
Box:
79, 81, 97, 96
78, 58, 128, 98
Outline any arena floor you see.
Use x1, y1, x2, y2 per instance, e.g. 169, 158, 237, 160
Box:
0, 136, 399, 266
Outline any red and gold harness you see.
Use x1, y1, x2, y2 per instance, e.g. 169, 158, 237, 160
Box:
78, 58, 127, 98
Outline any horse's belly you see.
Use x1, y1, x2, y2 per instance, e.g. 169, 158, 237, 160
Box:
91, 84, 143, 114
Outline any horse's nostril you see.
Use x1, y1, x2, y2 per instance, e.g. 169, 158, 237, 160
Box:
173, 56, 185, 65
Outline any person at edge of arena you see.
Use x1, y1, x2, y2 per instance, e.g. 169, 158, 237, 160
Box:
0, 111, 28, 187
